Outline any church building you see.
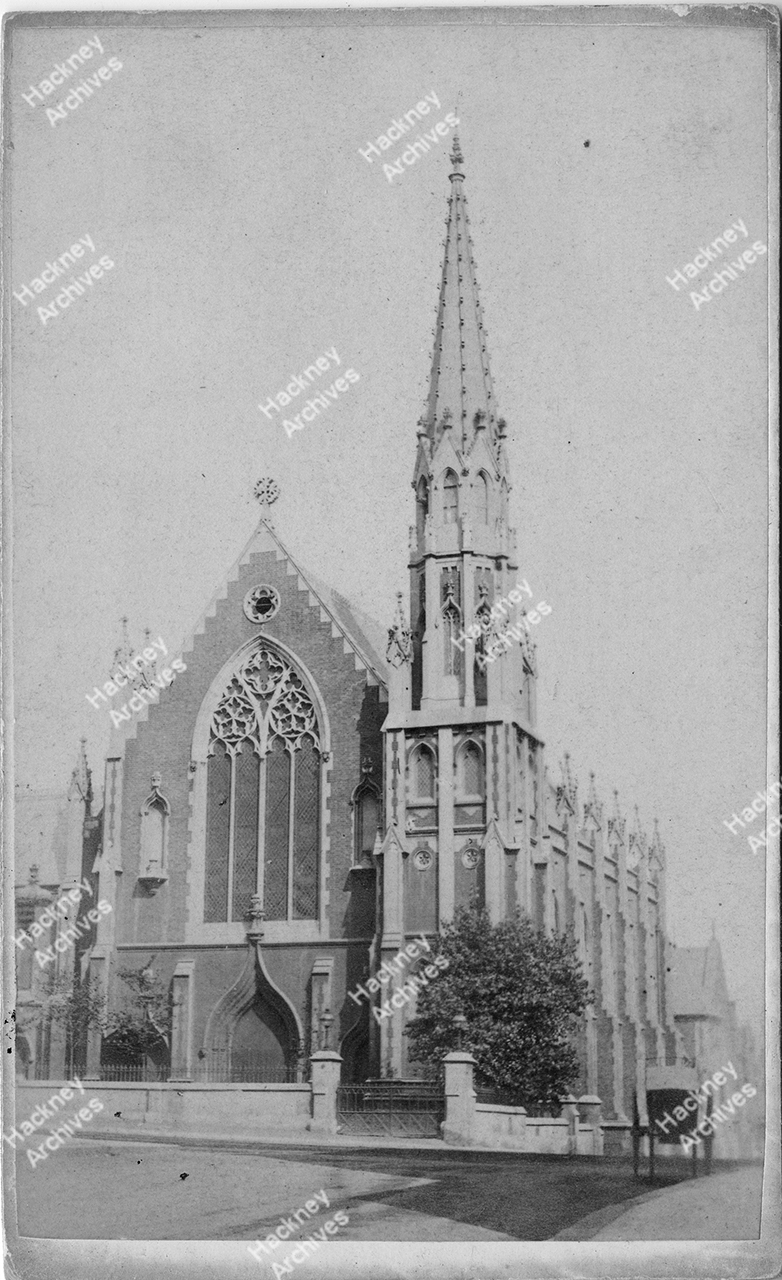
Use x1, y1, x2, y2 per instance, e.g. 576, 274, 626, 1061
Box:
18, 139, 693, 1125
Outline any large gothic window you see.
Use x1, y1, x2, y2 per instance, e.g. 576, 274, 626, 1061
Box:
204, 645, 321, 923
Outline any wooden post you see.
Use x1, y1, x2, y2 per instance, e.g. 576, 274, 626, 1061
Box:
632, 1092, 640, 1179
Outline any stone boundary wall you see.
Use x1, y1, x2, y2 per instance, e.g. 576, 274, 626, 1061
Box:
13, 1080, 312, 1135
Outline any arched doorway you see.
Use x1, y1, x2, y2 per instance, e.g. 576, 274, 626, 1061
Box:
200, 945, 304, 1082
229, 999, 292, 1081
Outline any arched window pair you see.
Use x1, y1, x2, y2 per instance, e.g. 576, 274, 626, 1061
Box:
440, 471, 491, 526
204, 644, 322, 924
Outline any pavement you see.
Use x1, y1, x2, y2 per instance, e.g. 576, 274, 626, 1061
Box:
64, 1121, 559, 1159
12, 1122, 763, 1242
554, 1165, 764, 1240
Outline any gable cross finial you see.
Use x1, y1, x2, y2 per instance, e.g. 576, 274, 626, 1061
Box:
254, 478, 280, 527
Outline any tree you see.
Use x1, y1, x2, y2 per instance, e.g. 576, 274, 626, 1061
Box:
405, 906, 593, 1109
21, 966, 174, 1071
100, 965, 173, 1064
17, 975, 108, 1076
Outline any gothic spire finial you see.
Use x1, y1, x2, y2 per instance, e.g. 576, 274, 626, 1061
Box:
450, 133, 464, 173
112, 616, 132, 675
608, 788, 626, 843
387, 591, 413, 668
584, 771, 603, 827
69, 737, 92, 806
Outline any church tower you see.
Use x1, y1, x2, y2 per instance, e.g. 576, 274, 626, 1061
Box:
380, 139, 545, 1074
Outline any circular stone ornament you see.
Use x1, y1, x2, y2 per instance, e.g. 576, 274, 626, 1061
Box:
243, 584, 281, 624
461, 847, 480, 870
254, 477, 280, 507
413, 847, 433, 871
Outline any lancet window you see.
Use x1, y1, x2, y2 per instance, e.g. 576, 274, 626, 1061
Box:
454, 739, 486, 828
442, 470, 458, 524
407, 742, 437, 832
477, 471, 490, 525
416, 477, 429, 544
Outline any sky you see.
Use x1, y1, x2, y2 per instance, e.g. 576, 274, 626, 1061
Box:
5, 8, 774, 1036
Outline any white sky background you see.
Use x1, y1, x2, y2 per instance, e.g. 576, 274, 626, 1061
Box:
6, 10, 773, 1036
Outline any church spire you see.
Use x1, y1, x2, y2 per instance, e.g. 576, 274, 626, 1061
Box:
401, 138, 527, 719
424, 136, 499, 453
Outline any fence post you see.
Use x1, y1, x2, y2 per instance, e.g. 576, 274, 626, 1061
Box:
169, 961, 195, 1082
84, 951, 108, 1080
559, 1094, 579, 1155
308, 1050, 343, 1134
442, 1051, 476, 1145
578, 1094, 604, 1156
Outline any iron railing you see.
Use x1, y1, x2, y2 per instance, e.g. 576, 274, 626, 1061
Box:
190, 1053, 299, 1084
337, 1078, 445, 1138
475, 1085, 561, 1117
25, 1053, 302, 1084
98, 1062, 168, 1082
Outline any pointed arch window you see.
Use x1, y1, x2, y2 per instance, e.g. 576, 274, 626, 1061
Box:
442, 470, 458, 524
416, 477, 429, 544
412, 745, 435, 799
454, 739, 486, 828
473, 592, 491, 705
204, 644, 321, 924
442, 579, 462, 677
477, 472, 490, 525
407, 742, 437, 832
